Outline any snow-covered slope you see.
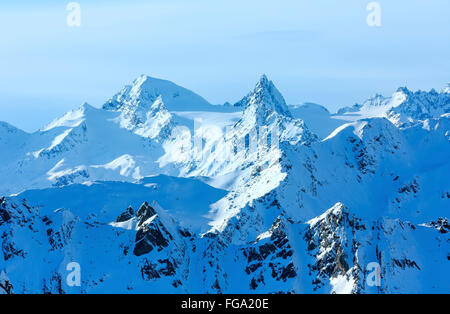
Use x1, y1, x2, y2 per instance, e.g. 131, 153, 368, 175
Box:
0, 121, 30, 164
0, 75, 246, 196
0, 103, 170, 195
0, 75, 449, 294
183, 75, 317, 195
290, 102, 347, 139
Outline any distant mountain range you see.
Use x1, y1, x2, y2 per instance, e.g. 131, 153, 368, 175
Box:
0, 75, 448, 293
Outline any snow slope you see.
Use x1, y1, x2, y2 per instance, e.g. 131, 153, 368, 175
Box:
290, 102, 348, 139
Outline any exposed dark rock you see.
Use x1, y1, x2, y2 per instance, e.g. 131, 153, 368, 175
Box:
172, 280, 182, 288
42, 272, 64, 294
136, 202, 157, 227
279, 262, 296, 281
303, 204, 363, 291
41, 216, 52, 226
0, 198, 11, 225
132, 202, 172, 256
392, 258, 421, 270
133, 233, 154, 256
116, 206, 134, 223
2, 241, 24, 261
0, 280, 13, 294
133, 222, 171, 256
139, 258, 177, 281
46, 228, 64, 251
158, 259, 176, 276
178, 228, 192, 238
428, 218, 450, 234
398, 178, 420, 194
241, 217, 296, 290
245, 262, 262, 274
141, 260, 160, 280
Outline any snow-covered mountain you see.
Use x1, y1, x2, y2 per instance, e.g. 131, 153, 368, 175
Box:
334, 85, 450, 127
0, 75, 449, 294
103, 75, 212, 114
0, 102, 168, 195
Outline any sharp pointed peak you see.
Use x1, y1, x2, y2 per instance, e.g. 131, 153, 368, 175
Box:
254, 74, 275, 90
239, 74, 291, 117
154, 95, 164, 102
79, 102, 95, 111
258, 74, 269, 84
40, 102, 96, 132
150, 96, 168, 111
395, 86, 411, 94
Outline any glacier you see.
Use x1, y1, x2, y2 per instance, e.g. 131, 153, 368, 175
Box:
0, 75, 449, 294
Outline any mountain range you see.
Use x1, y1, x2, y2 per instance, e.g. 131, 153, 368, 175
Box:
0, 75, 449, 293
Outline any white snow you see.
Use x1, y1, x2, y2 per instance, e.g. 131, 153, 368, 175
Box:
330, 275, 356, 294
0, 75, 448, 294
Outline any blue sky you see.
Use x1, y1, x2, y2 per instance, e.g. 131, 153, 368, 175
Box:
1, 0, 449, 131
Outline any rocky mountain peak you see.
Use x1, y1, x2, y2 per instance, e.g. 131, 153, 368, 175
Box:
136, 202, 157, 226
235, 75, 292, 119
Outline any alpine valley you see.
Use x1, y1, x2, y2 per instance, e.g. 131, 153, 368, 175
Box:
0, 75, 449, 294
